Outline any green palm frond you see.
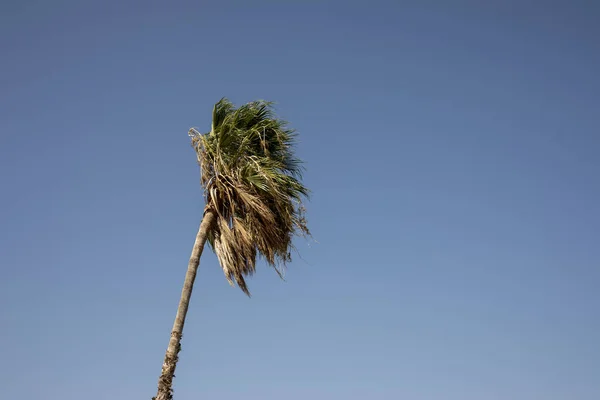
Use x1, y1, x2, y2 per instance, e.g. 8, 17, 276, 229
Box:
189, 98, 310, 296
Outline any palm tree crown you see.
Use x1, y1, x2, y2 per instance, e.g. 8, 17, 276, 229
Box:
188, 98, 310, 295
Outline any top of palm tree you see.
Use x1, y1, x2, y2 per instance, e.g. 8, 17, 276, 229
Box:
188, 98, 310, 296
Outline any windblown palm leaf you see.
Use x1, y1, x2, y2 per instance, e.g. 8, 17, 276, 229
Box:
188, 98, 310, 295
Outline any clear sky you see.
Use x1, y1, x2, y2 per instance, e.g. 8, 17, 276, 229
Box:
1, 1, 599, 399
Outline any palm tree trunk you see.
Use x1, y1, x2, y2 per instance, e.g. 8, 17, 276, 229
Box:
154, 209, 216, 400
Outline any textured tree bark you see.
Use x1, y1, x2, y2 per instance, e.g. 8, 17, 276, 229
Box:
154, 209, 216, 400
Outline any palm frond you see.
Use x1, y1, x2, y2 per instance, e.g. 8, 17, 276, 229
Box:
191, 98, 310, 296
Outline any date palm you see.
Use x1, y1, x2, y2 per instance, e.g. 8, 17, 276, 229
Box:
153, 98, 310, 400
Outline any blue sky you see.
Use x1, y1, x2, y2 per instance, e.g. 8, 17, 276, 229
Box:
1, 1, 599, 399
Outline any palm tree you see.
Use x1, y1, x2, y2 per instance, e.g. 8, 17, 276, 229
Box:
153, 98, 310, 400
